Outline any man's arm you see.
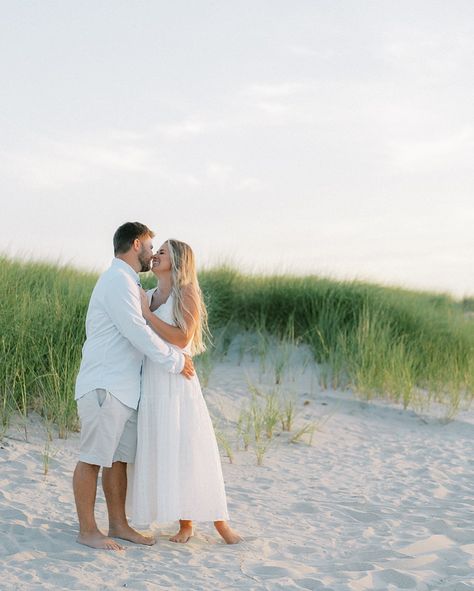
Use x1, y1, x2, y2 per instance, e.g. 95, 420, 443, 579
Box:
103, 273, 189, 375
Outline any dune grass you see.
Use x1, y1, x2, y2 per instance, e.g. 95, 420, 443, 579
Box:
199, 267, 474, 415
1, 256, 472, 438
0, 256, 95, 437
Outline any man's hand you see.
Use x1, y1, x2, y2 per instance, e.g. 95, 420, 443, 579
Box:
139, 288, 152, 319
181, 354, 195, 379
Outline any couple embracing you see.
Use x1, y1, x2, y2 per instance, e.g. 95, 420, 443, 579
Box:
73, 222, 240, 550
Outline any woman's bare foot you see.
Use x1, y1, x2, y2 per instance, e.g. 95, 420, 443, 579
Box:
170, 520, 193, 543
77, 531, 124, 550
214, 521, 242, 544
108, 524, 155, 546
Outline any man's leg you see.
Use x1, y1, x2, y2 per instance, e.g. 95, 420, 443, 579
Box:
73, 461, 123, 550
102, 461, 155, 545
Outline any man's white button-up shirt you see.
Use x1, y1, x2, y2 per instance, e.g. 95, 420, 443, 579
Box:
75, 258, 184, 409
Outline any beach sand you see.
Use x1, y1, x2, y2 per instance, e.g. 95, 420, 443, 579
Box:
1, 343, 473, 590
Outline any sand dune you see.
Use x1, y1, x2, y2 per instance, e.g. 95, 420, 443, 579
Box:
1, 347, 473, 590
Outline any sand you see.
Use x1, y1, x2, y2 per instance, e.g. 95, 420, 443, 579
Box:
1, 343, 473, 590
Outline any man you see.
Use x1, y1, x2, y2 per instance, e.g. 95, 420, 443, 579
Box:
73, 222, 194, 550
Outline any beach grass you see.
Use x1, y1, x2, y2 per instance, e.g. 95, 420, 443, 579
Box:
0, 255, 94, 437
1, 255, 472, 438
197, 267, 474, 415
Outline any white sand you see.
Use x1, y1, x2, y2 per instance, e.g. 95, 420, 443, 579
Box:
1, 343, 473, 591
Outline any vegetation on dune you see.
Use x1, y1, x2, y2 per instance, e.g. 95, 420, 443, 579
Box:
462, 297, 474, 313
1, 256, 473, 439
0, 256, 96, 438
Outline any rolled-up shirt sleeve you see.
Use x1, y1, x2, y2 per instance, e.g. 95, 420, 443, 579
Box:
103, 274, 185, 374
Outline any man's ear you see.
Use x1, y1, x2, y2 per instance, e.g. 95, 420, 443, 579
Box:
132, 238, 141, 252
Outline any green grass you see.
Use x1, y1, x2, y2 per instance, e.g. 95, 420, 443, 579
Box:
1, 255, 472, 438
462, 297, 474, 313
0, 255, 95, 437
198, 267, 474, 414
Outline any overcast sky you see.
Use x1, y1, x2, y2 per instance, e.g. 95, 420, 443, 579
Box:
1, 1, 473, 296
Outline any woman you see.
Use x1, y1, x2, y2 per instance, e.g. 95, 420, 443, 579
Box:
128, 239, 241, 544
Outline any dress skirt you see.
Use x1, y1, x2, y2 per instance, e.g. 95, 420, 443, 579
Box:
127, 356, 229, 526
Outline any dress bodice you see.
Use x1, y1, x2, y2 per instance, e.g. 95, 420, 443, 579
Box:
148, 289, 175, 325
147, 289, 192, 353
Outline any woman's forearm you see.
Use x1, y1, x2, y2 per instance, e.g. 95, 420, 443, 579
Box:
145, 312, 190, 348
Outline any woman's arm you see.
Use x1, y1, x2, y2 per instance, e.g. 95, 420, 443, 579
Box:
139, 287, 198, 349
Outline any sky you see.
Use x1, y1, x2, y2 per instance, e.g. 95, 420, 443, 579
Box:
0, 1, 473, 297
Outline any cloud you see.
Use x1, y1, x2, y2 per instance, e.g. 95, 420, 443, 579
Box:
236, 177, 264, 192
0, 148, 86, 190
206, 162, 233, 182
287, 44, 325, 58
154, 119, 208, 140
243, 82, 314, 99
0, 134, 202, 190
0, 127, 268, 196
389, 128, 474, 173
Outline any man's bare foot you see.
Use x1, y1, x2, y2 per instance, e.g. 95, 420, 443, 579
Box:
214, 521, 242, 544
169, 524, 193, 543
77, 531, 124, 550
108, 524, 155, 546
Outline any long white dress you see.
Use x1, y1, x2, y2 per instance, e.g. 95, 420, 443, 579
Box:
127, 290, 229, 526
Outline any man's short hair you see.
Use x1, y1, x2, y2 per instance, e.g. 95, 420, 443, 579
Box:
113, 222, 155, 255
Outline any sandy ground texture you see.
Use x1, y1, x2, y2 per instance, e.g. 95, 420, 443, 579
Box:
1, 343, 473, 591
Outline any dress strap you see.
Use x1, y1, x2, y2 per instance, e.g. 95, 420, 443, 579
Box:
147, 288, 157, 304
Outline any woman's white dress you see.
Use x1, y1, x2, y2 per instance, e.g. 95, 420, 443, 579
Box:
127, 290, 229, 526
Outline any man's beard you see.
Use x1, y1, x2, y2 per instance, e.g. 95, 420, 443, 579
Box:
138, 248, 151, 273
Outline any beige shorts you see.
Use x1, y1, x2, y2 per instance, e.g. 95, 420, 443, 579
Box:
77, 389, 137, 468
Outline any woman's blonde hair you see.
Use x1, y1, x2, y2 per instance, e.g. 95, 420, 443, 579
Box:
166, 239, 209, 355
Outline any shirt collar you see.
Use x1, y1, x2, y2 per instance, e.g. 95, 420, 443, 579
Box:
111, 258, 140, 284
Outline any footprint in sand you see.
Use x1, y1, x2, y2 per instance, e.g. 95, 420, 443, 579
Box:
1, 506, 28, 522
376, 568, 418, 589
290, 501, 316, 514
296, 577, 326, 590
400, 534, 454, 556
342, 561, 375, 572
253, 476, 274, 490
353, 568, 418, 590
251, 565, 293, 578
343, 507, 382, 522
